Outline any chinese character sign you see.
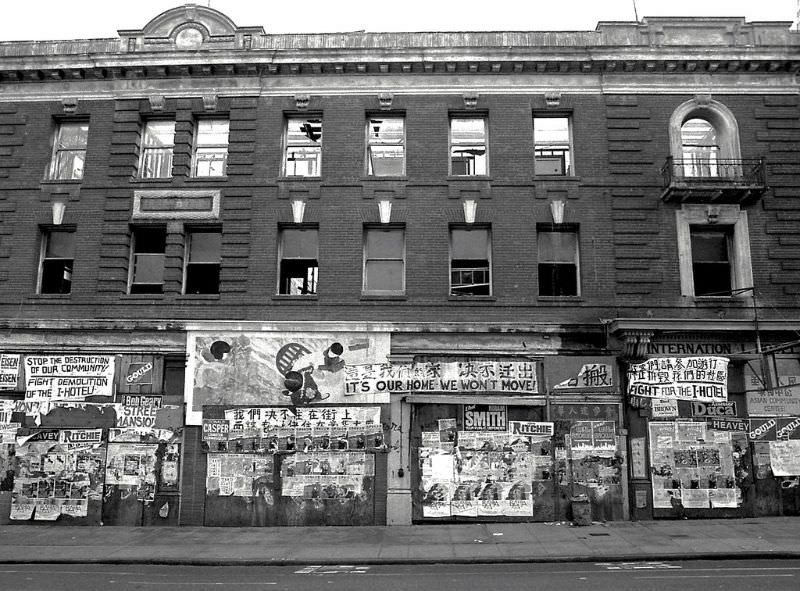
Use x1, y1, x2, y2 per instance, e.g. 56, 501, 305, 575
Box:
627, 357, 728, 401
345, 361, 538, 395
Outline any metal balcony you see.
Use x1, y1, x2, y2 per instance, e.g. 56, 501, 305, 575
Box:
660, 157, 767, 204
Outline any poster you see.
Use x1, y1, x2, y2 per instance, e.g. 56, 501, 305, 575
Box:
187, 332, 390, 424
647, 422, 738, 510
769, 441, 800, 476
115, 405, 158, 429
219, 406, 384, 452
629, 437, 647, 479
11, 429, 105, 521
206, 453, 273, 497
419, 421, 551, 519
280, 451, 369, 499
569, 421, 616, 458
627, 357, 728, 401
105, 443, 158, 501
651, 399, 679, 418
24, 355, 115, 402
0, 354, 20, 390
345, 360, 538, 396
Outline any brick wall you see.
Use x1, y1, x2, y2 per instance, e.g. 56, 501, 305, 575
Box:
0, 92, 797, 323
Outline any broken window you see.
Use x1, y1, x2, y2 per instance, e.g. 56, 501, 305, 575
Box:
534, 116, 572, 176
49, 121, 88, 180
450, 118, 487, 176
278, 227, 319, 295
285, 117, 322, 176
192, 119, 229, 177
450, 227, 491, 296
367, 117, 405, 176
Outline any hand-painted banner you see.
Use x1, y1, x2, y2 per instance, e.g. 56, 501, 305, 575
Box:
553, 363, 613, 390
24, 355, 115, 401
627, 357, 728, 401
344, 360, 538, 396
187, 332, 390, 424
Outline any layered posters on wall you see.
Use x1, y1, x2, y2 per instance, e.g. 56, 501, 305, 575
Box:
281, 452, 373, 499
24, 355, 115, 402
0, 354, 20, 390
11, 429, 105, 520
186, 332, 391, 424
419, 423, 554, 518
648, 421, 740, 510
628, 357, 729, 401
206, 453, 273, 497
768, 440, 800, 476
105, 443, 157, 502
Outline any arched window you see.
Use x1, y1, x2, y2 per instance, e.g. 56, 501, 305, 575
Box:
668, 97, 741, 179
680, 118, 720, 177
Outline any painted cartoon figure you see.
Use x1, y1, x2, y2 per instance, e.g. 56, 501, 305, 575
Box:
277, 342, 346, 405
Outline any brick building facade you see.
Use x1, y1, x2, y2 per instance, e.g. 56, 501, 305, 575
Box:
0, 5, 799, 526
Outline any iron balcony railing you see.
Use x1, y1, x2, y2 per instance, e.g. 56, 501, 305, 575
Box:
662, 156, 766, 188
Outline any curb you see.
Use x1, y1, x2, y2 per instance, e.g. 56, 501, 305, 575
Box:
1, 551, 799, 566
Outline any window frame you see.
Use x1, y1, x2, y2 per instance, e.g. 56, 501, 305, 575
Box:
128, 225, 167, 295
277, 225, 320, 296
668, 98, 741, 175
537, 224, 581, 297
449, 225, 492, 297
183, 227, 222, 295
138, 119, 176, 179
48, 120, 89, 181
366, 115, 406, 177
676, 205, 753, 298
283, 115, 323, 177
533, 113, 574, 177
37, 227, 76, 295
191, 119, 229, 178
448, 116, 488, 177
362, 225, 406, 295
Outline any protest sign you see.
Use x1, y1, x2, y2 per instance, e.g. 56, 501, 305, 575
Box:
627, 357, 728, 401
24, 355, 115, 401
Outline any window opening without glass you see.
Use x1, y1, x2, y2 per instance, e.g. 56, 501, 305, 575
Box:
681, 118, 720, 178
39, 230, 75, 294
279, 228, 319, 295
367, 117, 405, 176
538, 230, 579, 296
285, 117, 322, 176
49, 122, 88, 180
450, 118, 487, 176
450, 228, 491, 296
130, 227, 166, 294
139, 121, 175, 179
534, 116, 572, 176
192, 120, 229, 177
690, 228, 732, 296
363, 227, 405, 294
184, 230, 221, 294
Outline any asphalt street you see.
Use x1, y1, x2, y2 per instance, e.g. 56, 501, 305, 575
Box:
1, 559, 798, 591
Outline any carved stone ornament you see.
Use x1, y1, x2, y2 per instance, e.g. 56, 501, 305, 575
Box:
463, 93, 479, 109
202, 95, 218, 111
148, 95, 166, 111
61, 98, 78, 114
295, 95, 310, 109
545, 92, 561, 108
378, 93, 393, 110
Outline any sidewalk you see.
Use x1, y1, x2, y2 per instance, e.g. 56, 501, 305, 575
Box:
0, 517, 797, 566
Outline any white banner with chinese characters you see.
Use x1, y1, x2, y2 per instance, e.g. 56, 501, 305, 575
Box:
344, 361, 538, 396
627, 357, 728, 401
